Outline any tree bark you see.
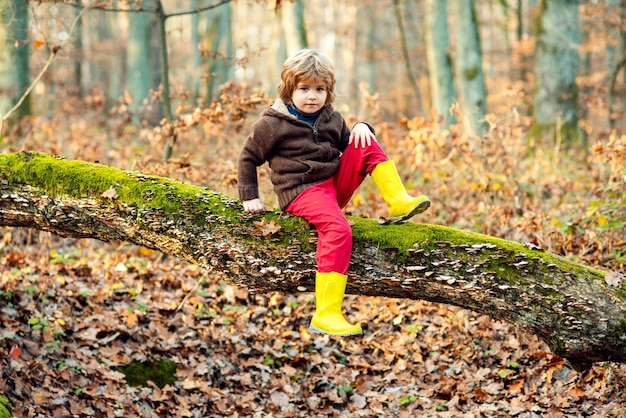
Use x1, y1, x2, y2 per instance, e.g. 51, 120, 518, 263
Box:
126, 1, 153, 110
393, 0, 425, 115
425, 0, 457, 127
450, 0, 488, 137
530, 0, 581, 143
1, 0, 32, 119
1, 151, 625, 370
279, 0, 307, 57
204, 1, 233, 101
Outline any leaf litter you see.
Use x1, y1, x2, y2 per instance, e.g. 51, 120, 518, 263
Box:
1, 235, 625, 417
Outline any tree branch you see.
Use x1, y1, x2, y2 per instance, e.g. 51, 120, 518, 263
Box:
1, 151, 625, 370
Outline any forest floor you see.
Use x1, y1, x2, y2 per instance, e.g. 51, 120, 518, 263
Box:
1, 91, 625, 417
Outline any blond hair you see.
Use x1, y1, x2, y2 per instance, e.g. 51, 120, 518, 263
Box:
277, 49, 336, 106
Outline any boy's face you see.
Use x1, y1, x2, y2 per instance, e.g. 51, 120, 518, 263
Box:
291, 78, 328, 114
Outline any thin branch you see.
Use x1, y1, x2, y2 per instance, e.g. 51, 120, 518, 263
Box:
0, 51, 56, 131
66, 0, 233, 19
165, 0, 233, 19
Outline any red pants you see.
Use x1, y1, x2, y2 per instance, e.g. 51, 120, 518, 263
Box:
285, 142, 388, 274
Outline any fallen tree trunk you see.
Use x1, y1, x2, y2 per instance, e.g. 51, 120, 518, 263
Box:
1, 151, 625, 369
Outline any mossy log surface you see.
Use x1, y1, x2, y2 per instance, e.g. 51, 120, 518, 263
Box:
1, 151, 625, 369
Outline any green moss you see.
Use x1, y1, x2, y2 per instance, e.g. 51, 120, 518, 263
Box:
463, 67, 480, 80
350, 216, 605, 286
115, 359, 178, 388
0, 394, 11, 418
0, 151, 227, 218
269, 212, 315, 251
0, 151, 319, 257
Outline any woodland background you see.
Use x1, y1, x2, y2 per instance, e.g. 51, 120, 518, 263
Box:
0, 0, 625, 417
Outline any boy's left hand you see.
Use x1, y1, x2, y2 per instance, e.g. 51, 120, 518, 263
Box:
350, 123, 378, 148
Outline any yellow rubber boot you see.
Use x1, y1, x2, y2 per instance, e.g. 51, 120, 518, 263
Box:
309, 272, 362, 336
371, 160, 430, 223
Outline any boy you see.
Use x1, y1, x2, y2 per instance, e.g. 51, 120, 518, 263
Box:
238, 49, 430, 336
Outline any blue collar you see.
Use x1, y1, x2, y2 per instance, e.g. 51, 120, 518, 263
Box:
288, 103, 323, 127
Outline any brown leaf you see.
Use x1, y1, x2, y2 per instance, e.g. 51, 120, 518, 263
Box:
101, 186, 119, 199
124, 311, 138, 327
5, 250, 24, 266
102, 370, 126, 381
253, 217, 282, 237
270, 391, 290, 407
605, 270, 624, 287
473, 388, 489, 401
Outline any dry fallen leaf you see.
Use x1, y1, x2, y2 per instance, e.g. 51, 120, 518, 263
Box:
123, 310, 138, 327
9, 344, 21, 360
253, 217, 282, 236
101, 186, 119, 199
270, 391, 290, 407
102, 370, 126, 381
605, 270, 624, 287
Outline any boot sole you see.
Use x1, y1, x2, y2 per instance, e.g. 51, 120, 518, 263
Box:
309, 325, 363, 336
391, 199, 431, 224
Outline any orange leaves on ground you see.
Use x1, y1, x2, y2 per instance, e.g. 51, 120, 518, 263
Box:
2, 238, 626, 416
122, 309, 139, 327
4, 250, 24, 267
9, 344, 21, 359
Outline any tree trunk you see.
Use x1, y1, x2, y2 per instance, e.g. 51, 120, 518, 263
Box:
97, 4, 124, 106
280, 0, 307, 57
72, 5, 84, 98
189, 0, 201, 98
0, 0, 12, 117
393, 0, 425, 115
1, 151, 625, 370
530, 0, 580, 144
354, 0, 378, 119
425, 0, 457, 127
126, 1, 152, 110
450, 0, 487, 136
2, 0, 31, 119
204, 1, 233, 101
608, 53, 626, 130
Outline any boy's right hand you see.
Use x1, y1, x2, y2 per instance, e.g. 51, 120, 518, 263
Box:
243, 198, 265, 213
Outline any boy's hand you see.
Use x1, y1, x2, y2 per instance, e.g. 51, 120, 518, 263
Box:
243, 198, 265, 213
349, 122, 378, 148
